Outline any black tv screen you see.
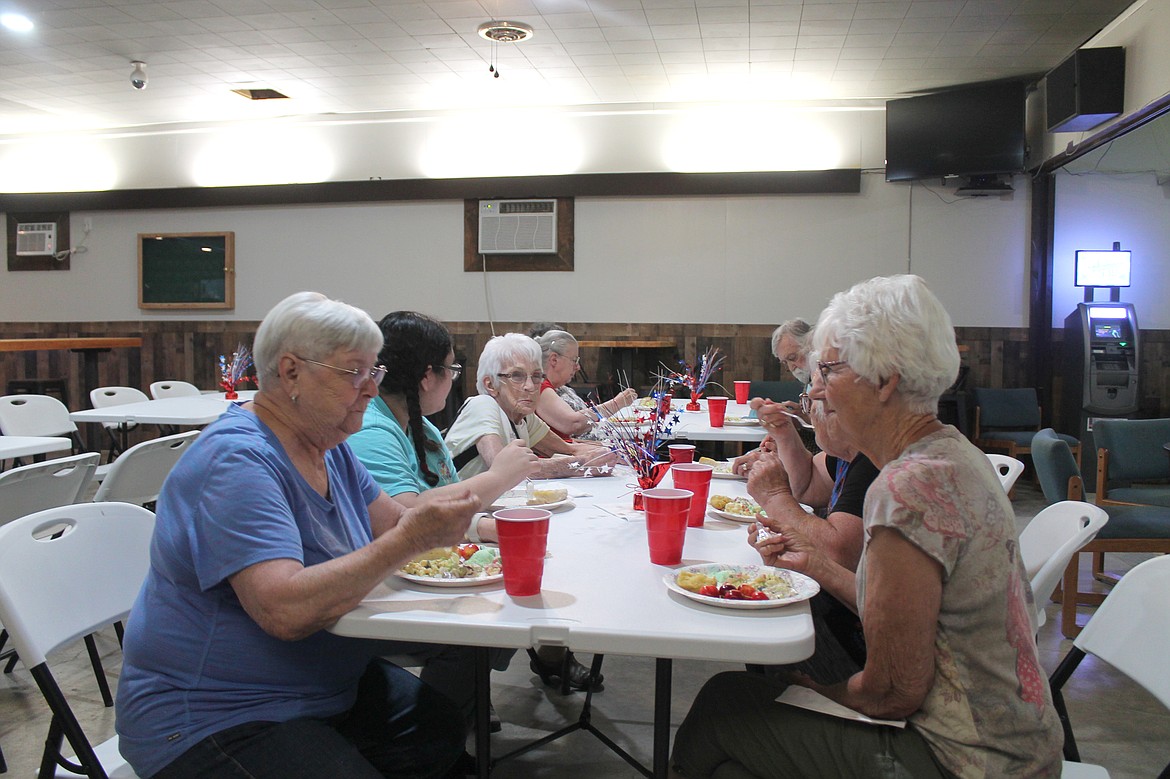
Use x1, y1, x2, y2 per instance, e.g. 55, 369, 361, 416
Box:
885, 81, 1027, 182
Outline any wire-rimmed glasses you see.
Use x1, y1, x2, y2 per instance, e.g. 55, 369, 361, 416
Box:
297, 356, 387, 388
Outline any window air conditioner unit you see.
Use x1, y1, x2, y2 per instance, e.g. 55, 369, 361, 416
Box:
478, 199, 557, 254
15, 222, 57, 256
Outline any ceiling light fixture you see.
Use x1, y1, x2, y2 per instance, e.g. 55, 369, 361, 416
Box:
477, 20, 533, 79
0, 13, 33, 33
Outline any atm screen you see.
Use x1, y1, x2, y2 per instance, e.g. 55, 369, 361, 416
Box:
1094, 323, 1123, 339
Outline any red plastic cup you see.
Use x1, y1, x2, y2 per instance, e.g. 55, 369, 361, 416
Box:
641, 488, 692, 565
734, 381, 750, 405
707, 396, 728, 427
671, 463, 714, 527
667, 444, 696, 464
492, 508, 551, 596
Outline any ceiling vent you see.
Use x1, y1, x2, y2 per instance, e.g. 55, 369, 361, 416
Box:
477, 21, 534, 43
231, 88, 290, 100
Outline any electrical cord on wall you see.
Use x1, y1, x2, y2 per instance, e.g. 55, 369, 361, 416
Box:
480, 253, 497, 336
54, 224, 91, 262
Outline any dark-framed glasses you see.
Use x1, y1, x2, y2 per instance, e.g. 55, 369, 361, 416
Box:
297, 355, 387, 388
817, 359, 848, 382
497, 371, 544, 388
433, 363, 463, 381
799, 393, 812, 415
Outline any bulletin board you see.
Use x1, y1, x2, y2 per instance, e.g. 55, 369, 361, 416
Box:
139, 232, 235, 309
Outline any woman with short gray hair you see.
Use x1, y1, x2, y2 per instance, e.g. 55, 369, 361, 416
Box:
447, 333, 618, 480
118, 291, 478, 779
533, 329, 637, 441
673, 275, 1062, 778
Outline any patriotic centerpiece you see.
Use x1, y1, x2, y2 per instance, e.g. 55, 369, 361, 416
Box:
574, 383, 681, 509
218, 343, 254, 400
659, 346, 726, 411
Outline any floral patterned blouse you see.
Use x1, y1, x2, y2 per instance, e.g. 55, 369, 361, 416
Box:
857, 426, 1063, 778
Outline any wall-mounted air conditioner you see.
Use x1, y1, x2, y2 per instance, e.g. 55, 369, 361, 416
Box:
478, 199, 557, 254
15, 222, 57, 256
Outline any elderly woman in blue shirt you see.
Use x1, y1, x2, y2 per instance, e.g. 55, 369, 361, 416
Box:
116, 292, 479, 779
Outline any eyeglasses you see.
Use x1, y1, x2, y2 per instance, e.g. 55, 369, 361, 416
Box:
433, 363, 462, 381
817, 359, 848, 383
560, 354, 581, 366
297, 356, 387, 388
799, 393, 812, 415
497, 371, 544, 388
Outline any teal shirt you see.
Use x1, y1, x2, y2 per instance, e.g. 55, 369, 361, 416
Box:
349, 396, 458, 496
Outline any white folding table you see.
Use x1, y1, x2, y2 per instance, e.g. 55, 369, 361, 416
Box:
667, 400, 768, 444
0, 435, 72, 463
331, 474, 813, 777
69, 396, 239, 427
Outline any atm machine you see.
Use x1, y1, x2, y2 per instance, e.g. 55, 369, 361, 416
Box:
1059, 248, 1139, 491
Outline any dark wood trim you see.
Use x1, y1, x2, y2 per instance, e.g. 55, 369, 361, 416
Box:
463, 198, 574, 272
0, 170, 862, 213
1029, 173, 1056, 425
6, 212, 70, 271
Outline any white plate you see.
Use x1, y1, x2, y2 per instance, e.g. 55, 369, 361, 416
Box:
396, 546, 504, 588
664, 564, 820, 609
709, 503, 813, 522
702, 460, 743, 480
493, 495, 573, 511
397, 570, 504, 588
710, 506, 765, 523
722, 415, 761, 426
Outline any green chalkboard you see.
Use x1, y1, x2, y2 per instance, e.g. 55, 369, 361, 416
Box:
139, 232, 235, 309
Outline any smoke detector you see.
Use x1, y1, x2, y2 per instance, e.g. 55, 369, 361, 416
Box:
477, 21, 534, 43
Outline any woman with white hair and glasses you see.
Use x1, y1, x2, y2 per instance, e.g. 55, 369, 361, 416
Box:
672, 275, 1062, 778
117, 292, 478, 779
444, 332, 617, 480
533, 329, 637, 441
444, 332, 617, 691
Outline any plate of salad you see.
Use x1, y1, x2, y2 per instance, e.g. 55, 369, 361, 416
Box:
664, 563, 819, 609
397, 544, 503, 587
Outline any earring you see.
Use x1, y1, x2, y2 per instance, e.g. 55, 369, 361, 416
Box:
290, 393, 298, 404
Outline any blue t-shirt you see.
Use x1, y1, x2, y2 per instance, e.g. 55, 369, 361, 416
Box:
349, 396, 458, 496
115, 405, 383, 777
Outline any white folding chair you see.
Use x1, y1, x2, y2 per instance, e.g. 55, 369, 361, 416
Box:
93, 431, 199, 506
0, 452, 99, 527
0, 394, 84, 460
90, 386, 150, 459
1049, 555, 1170, 778
148, 380, 201, 399
0, 502, 153, 779
1018, 501, 1108, 632
986, 453, 1025, 494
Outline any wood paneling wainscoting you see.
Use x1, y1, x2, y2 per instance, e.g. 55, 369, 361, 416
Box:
3, 321, 1168, 423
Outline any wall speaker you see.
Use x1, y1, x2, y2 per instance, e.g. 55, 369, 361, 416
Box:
1045, 47, 1125, 133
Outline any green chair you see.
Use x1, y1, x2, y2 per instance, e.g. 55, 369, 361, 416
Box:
973, 387, 1081, 469
747, 380, 803, 404
1032, 428, 1170, 638
1092, 418, 1170, 509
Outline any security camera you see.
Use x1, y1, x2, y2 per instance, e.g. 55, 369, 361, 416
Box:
130, 61, 148, 90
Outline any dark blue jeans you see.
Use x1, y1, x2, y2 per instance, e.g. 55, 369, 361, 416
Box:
151, 659, 466, 779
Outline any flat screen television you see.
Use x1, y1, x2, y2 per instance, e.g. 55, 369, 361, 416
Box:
1075, 250, 1131, 287
885, 80, 1027, 182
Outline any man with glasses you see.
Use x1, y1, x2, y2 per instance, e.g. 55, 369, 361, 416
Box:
445, 333, 618, 480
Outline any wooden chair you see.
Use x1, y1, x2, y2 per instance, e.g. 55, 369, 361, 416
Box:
973, 387, 1081, 469
1031, 428, 1170, 638
1092, 418, 1170, 510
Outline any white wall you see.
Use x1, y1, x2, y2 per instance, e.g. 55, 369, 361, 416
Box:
1053, 171, 1170, 328
1, 173, 1031, 327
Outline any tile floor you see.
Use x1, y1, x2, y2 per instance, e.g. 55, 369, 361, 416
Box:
0, 483, 1165, 778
